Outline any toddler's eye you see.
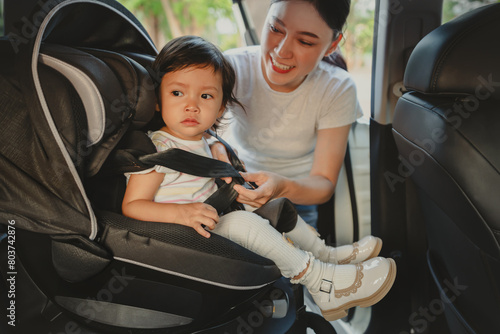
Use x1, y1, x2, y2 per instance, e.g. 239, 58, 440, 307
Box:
201, 93, 213, 99
172, 91, 183, 96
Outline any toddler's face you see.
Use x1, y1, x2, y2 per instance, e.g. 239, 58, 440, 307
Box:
158, 66, 224, 141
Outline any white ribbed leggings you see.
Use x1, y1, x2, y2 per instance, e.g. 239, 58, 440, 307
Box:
211, 209, 310, 278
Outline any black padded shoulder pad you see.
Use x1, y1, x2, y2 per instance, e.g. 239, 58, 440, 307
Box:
253, 198, 298, 233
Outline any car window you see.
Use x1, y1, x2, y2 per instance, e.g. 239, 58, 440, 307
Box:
443, 0, 500, 22
346, 0, 499, 119
344, 0, 374, 121
0, 0, 4, 36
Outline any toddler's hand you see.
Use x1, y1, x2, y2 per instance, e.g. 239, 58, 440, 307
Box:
174, 203, 218, 238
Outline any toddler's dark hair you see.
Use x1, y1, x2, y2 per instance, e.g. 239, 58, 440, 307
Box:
151, 36, 243, 131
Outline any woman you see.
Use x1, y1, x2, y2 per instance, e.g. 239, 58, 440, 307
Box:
213, 0, 362, 228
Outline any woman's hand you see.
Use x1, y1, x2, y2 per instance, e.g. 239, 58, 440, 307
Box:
233, 171, 287, 207
173, 203, 219, 238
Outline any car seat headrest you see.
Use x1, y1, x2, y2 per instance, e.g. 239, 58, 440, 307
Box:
39, 48, 112, 146
38, 44, 156, 177
40, 44, 156, 139
404, 3, 500, 99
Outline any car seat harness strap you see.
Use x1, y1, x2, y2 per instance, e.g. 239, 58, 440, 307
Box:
137, 130, 297, 232
138, 130, 253, 215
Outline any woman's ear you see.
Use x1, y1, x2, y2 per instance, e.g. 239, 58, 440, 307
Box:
156, 103, 160, 112
325, 33, 343, 57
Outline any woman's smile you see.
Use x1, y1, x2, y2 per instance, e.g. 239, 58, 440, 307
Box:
270, 55, 295, 73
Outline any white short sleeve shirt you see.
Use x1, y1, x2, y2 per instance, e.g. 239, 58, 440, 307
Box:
223, 46, 363, 180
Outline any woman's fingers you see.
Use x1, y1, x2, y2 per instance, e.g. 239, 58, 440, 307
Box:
239, 171, 258, 182
233, 184, 255, 197
233, 170, 287, 207
233, 184, 268, 207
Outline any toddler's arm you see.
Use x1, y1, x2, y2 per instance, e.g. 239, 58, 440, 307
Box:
122, 171, 218, 238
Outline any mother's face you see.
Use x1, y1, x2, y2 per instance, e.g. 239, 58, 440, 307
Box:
260, 1, 340, 92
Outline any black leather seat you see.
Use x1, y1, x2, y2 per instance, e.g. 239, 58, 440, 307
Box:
392, 3, 500, 333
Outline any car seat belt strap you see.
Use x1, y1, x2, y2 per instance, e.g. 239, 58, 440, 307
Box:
138, 130, 257, 214
139, 147, 245, 214
139, 148, 242, 179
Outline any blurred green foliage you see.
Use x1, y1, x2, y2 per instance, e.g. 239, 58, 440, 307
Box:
442, 0, 500, 22
118, 0, 500, 59
0, 0, 4, 35
118, 0, 240, 50
343, 0, 499, 68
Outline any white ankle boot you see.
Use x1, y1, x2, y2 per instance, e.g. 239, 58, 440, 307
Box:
302, 256, 396, 321
285, 218, 382, 265
317, 235, 383, 265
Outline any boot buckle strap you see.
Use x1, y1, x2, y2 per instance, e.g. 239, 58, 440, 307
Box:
319, 278, 333, 302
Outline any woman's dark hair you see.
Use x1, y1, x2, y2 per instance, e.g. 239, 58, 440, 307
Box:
151, 36, 243, 130
270, 0, 351, 39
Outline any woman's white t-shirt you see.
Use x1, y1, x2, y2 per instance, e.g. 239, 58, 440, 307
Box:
223, 46, 363, 180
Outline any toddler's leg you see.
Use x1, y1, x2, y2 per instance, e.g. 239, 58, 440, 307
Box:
212, 211, 396, 322
285, 216, 382, 264
211, 210, 309, 278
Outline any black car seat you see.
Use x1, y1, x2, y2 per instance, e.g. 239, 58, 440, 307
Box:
0, 1, 314, 333
392, 3, 500, 333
